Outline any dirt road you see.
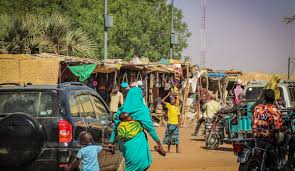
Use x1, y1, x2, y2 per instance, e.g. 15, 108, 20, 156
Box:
148, 126, 239, 171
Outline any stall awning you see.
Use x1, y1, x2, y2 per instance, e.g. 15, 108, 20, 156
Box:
208, 72, 226, 78
68, 64, 97, 82
92, 64, 121, 74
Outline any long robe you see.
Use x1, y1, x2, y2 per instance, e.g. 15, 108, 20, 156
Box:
109, 87, 159, 171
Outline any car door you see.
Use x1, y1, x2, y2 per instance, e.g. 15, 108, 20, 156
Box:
68, 92, 88, 147
88, 94, 123, 171
88, 94, 112, 143
76, 93, 103, 143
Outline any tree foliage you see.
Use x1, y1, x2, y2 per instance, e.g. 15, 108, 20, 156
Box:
0, 14, 96, 57
284, 15, 295, 24
0, 0, 191, 61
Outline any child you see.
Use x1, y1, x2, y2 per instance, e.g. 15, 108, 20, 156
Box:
162, 92, 181, 153
115, 112, 166, 156
66, 132, 102, 171
117, 112, 144, 141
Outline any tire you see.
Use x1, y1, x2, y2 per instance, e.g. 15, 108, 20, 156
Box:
239, 156, 261, 171
206, 132, 220, 150
0, 113, 45, 167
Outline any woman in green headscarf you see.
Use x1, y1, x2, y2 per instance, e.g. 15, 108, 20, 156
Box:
109, 87, 165, 171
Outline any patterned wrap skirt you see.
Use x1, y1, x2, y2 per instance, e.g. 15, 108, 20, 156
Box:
163, 124, 179, 145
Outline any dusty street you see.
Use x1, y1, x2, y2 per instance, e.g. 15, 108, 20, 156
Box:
148, 126, 238, 171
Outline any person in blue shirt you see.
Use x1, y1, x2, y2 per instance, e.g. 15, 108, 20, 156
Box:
66, 132, 102, 171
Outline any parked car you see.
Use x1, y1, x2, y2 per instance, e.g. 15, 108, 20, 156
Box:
0, 82, 124, 171
244, 80, 295, 108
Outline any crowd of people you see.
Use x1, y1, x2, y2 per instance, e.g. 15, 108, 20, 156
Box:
64, 74, 291, 171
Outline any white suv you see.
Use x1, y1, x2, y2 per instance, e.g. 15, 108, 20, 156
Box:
244, 80, 295, 108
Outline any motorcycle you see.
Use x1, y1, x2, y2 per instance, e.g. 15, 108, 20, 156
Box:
205, 109, 241, 150
233, 137, 292, 171
205, 112, 225, 150
233, 110, 295, 171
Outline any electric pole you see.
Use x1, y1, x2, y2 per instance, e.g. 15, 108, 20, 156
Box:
201, 0, 207, 68
104, 0, 113, 64
288, 57, 295, 79
170, 0, 175, 59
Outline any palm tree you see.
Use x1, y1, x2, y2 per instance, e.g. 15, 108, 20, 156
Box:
0, 15, 47, 54
0, 14, 97, 58
43, 14, 70, 54
63, 29, 97, 57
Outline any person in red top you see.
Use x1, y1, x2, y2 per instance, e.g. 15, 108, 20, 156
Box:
252, 89, 285, 168
252, 89, 282, 138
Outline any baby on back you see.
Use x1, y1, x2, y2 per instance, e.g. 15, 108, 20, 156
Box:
117, 112, 166, 156
119, 112, 133, 122
117, 112, 143, 141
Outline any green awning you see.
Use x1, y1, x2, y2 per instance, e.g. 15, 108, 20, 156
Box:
68, 64, 97, 82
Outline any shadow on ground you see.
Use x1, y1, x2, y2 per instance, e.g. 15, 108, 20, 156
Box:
190, 138, 205, 142
200, 146, 233, 152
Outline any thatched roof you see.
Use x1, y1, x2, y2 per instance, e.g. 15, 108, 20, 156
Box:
0, 53, 199, 84
93, 64, 121, 74
36, 53, 100, 64
118, 64, 175, 74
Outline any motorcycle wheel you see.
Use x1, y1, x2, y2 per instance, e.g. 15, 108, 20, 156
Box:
239, 157, 261, 171
206, 133, 219, 150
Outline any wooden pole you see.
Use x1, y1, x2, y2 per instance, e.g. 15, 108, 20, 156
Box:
145, 73, 148, 103
114, 71, 116, 84
218, 79, 222, 100
181, 65, 190, 126
206, 73, 209, 90
196, 78, 201, 119
58, 62, 62, 83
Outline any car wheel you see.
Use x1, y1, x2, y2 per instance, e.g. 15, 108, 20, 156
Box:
0, 113, 45, 167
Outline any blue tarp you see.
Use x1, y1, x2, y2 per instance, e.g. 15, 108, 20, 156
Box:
159, 58, 170, 65
208, 72, 226, 78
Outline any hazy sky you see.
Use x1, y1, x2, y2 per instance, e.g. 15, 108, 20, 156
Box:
174, 0, 295, 73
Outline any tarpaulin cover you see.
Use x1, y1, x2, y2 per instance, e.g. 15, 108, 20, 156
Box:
208, 72, 226, 78
159, 58, 170, 65
68, 64, 97, 82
